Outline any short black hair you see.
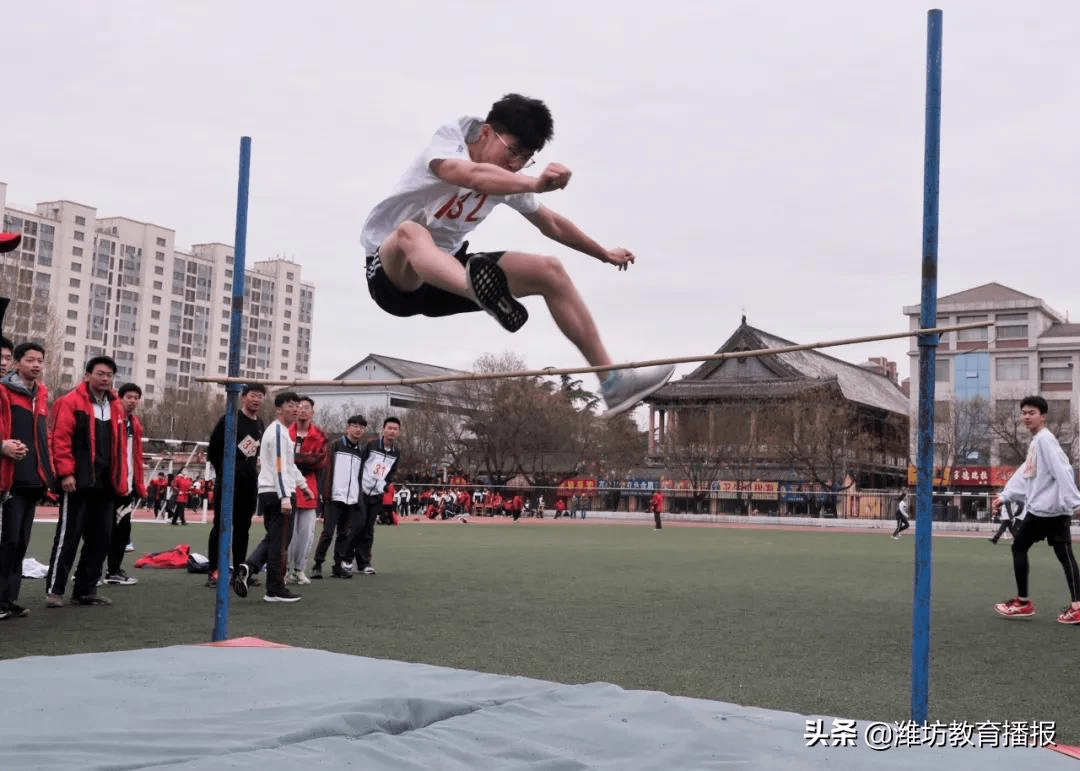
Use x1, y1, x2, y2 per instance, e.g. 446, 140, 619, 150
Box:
1020, 395, 1049, 414
274, 391, 301, 408
299, 395, 315, 407
0, 336, 13, 353
347, 414, 368, 427
486, 94, 553, 154
85, 355, 117, 374
13, 341, 44, 360
118, 382, 142, 398
383, 416, 401, 428
241, 383, 267, 396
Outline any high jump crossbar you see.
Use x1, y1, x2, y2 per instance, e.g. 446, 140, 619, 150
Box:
195, 320, 990, 389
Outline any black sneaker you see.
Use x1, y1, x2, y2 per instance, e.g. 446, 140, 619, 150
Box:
331, 566, 353, 579
232, 563, 250, 598
263, 588, 302, 603
5, 602, 30, 618
310, 563, 323, 580
465, 256, 528, 332
71, 594, 112, 606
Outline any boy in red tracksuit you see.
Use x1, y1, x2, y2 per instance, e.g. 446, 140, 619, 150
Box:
46, 356, 130, 607
287, 397, 327, 584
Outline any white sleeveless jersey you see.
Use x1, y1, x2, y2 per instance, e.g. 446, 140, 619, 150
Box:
361, 116, 540, 257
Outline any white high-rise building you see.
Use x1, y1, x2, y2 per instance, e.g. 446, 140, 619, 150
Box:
0, 182, 314, 402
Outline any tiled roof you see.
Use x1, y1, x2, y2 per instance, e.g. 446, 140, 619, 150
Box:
649, 325, 908, 415
1041, 323, 1080, 339
333, 354, 466, 382
936, 283, 1038, 306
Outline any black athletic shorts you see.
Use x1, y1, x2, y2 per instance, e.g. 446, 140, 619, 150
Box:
365, 242, 506, 318
1014, 514, 1073, 547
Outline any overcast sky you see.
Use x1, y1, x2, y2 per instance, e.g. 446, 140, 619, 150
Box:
4, 0, 1077, 392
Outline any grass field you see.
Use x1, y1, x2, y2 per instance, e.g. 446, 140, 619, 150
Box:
4, 518, 1079, 745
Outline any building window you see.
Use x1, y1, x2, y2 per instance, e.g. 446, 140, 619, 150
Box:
152, 296, 161, 305
147, 355, 157, 363
153, 281, 163, 290
146, 369, 156, 378
150, 325, 159, 334
74, 230, 85, 241
146, 384, 154, 394
1040, 356, 1073, 384
934, 356, 950, 382
996, 313, 1028, 340
69, 278, 81, 287
71, 262, 82, 272
65, 325, 77, 335
149, 340, 158, 349
72, 246, 83, 257
68, 293, 80, 303
995, 357, 1029, 381
67, 310, 78, 320
956, 315, 988, 342
64, 342, 76, 352
75, 215, 86, 226
156, 251, 165, 261
154, 265, 164, 276
156, 237, 166, 246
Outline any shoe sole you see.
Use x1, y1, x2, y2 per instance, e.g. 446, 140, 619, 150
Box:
603, 366, 675, 418
232, 566, 249, 598
263, 595, 302, 603
465, 257, 528, 332
994, 607, 1035, 618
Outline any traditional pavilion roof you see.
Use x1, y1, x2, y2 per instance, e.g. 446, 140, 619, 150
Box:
647, 321, 908, 415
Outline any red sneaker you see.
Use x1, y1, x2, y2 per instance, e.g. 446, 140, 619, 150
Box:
994, 597, 1035, 618
1057, 605, 1080, 625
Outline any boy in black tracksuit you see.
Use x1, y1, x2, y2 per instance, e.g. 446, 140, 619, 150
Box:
344, 417, 401, 575
311, 415, 367, 579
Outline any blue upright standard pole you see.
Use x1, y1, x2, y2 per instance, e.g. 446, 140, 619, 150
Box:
212, 136, 252, 642
912, 9, 942, 724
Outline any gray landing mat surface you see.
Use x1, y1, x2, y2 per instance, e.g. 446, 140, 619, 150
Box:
1, 644, 1074, 770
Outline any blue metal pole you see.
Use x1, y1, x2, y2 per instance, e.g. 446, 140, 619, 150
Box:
912, 10, 942, 724
212, 136, 252, 642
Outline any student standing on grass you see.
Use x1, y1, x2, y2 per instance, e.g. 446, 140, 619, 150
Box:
286, 396, 327, 585
890, 492, 910, 540
344, 417, 401, 576
46, 356, 130, 608
359, 93, 674, 417
103, 383, 148, 587
992, 396, 1080, 624
205, 384, 266, 587
232, 392, 313, 603
311, 415, 367, 580
0, 342, 53, 619
650, 489, 664, 530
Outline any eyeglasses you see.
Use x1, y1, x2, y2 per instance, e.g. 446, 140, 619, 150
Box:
495, 133, 535, 169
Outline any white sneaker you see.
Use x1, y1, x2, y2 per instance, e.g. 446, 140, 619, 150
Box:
599, 364, 675, 417
285, 570, 298, 585
343, 561, 355, 572
296, 571, 311, 585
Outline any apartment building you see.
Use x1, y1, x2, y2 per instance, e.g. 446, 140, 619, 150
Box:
0, 182, 314, 402
903, 282, 1079, 482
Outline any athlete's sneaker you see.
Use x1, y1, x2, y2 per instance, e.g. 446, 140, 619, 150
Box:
285, 570, 298, 585
125, 542, 135, 552
5, 602, 29, 618
465, 256, 528, 332
310, 563, 323, 580
296, 571, 311, 585
993, 597, 1035, 618
104, 570, 138, 586
362, 565, 376, 575
1057, 605, 1080, 625
46, 593, 64, 609
70, 594, 112, 606
205, 570, 219, 588
232, 563, 250, 598
0, 607, 7, 620
599, 364, 676, 417
263, 589, 302, 603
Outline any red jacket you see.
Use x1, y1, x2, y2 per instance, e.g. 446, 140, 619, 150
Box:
0, 375, 53, 492
171, 473, 193, 503
50, 382, 130, 495
289, 422, 327, 509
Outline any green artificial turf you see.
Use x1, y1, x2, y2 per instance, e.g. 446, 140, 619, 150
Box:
5, 519, 1078, 744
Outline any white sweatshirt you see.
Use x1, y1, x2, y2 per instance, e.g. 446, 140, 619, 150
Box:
998, 428, 1080, 518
